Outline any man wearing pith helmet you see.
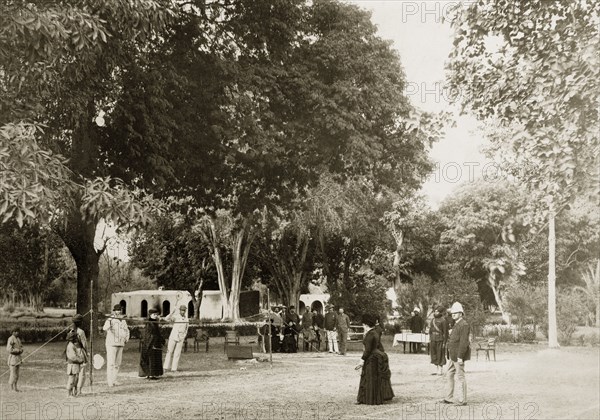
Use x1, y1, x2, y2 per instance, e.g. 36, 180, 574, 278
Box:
442, 302, 471, 406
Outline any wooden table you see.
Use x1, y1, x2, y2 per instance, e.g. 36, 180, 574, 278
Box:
392, 333, 430, 353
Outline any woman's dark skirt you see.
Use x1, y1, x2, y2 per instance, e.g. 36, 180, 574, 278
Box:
281, 335, 297, 353
357, 349, 394, 405
430, 341, 446, 366
139, 347, 163, 378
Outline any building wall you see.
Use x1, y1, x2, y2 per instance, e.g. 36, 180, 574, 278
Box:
111, 293, 193, 318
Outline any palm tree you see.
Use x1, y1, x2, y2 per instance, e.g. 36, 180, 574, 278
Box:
574, 260, 600, 327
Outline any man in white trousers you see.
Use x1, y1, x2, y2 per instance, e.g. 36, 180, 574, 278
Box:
163, 305, 189, 372
102, 304, 130, 387
324, 305, 338, 354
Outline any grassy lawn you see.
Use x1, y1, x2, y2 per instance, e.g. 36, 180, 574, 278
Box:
1, 334, 599, 419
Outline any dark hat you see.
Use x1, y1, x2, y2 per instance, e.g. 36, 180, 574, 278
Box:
113, 304, 122, 311
148, 308, 159, 315
72, 314, 83, 323
436, 305, 446, 312
360, 313, 377, 328
289, 306, 295, 309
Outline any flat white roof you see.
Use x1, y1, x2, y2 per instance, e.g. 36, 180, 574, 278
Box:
112, 290, 192, 297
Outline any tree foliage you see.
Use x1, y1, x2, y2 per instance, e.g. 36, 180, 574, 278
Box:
448, 0, 599, 205
447, 0, 599, 346
437, 181, 527, 308
1, 0, 444, 323
0, 222, 71, 311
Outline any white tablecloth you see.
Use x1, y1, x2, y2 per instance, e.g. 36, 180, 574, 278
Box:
392, 333, 430, 347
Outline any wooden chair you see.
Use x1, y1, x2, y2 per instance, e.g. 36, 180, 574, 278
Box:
476, 337, 497, 361
223, 330, 240, 353
348, 325, 365, 342
194, 329, 210, 353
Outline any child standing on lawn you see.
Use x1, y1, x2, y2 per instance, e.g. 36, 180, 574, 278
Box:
7, 327, 23, 392
66, 331, 84, 397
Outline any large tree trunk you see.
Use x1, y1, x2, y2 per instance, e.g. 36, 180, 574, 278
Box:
392, 228, 404, 289
547, 205, 559, 348
192, 280, 203, 320
261, 229, 309, 311
208, 215, 255, 321
288, 283, 300, 311
60, 210, 99, 335
488, 278, 510, 325
55, 102, 101, 335
225, 219, 255, 320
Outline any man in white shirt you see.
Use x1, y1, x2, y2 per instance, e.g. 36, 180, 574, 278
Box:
102, 304, 130, 387
163, 305, 189, 372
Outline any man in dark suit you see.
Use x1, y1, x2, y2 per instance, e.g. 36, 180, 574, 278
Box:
313, 309, 325, 351
324, 305, 338, 353
442, 302, 470, 406
409, 308, 424, 353
284, 306, 300, 352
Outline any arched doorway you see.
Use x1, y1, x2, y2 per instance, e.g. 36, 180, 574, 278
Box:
141, 300, 148, 318
311, 300, 323, 314
162, 300, 170, 316
188, 300, 194, 318
119, 300, 127, 315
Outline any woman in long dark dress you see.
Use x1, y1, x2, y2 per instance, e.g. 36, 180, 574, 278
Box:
139, 308, 165, 379
357, 314, 394, 405
429, 306, 448, 375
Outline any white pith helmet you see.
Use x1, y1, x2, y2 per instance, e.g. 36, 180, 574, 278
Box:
450, 302, 464, 314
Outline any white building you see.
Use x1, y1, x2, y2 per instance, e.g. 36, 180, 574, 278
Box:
111, 290, 193, 318
298, 293, 330, 315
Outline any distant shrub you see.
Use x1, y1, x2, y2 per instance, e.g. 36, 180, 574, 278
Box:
0, 326, 69, 344
3, 302, 15, 313
573, 330, 599, 347
557, 291, 586, 346
484, 324, 517, 342
517, 327, 537, 343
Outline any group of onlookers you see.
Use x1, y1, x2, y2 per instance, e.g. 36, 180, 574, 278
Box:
261, 304, 353, 355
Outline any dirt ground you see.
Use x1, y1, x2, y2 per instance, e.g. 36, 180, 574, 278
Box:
1, 336, 598, 420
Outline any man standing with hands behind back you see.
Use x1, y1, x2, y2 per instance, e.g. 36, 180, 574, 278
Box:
442, 302, 470, 406
102, 304, 130, 387
336, 307, 351, 356
163, 305, 189, 372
